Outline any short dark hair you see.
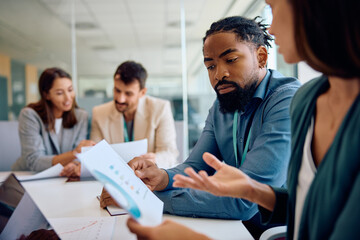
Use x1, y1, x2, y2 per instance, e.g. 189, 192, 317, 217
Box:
114, 61, 148, 89
203, 16, 273, 49
290, 0, 360, 78
28, 67, 78, 131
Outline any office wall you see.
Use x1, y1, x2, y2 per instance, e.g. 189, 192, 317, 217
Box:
25, 64, 39, 104
0, 76, 8, 120
0, 54, 11, 120
11, 60, 26, 119
0, 54, 12, 105
0, 54, 39, 120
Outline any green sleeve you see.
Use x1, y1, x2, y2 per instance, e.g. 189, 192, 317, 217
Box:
329, 172, 360, 239
258, 187, 288, 225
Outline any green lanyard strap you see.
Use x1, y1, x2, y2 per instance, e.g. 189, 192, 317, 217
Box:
233, 110, 252, 167
123, 119, 133, 142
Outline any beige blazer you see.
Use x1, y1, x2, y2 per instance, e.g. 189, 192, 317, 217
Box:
90, 95, 179, 168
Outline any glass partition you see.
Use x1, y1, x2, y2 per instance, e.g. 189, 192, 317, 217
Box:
0, 0, 296, 158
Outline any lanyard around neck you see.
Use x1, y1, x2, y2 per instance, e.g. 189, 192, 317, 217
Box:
233, 110, 252, 167
123, 119, 133, 142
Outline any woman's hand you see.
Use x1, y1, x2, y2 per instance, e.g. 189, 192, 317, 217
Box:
173, 152, 253, 199
127, 218, 210, 240
60, 161, 81, 177
73, 140, 96, 154
173, 152, 276, 211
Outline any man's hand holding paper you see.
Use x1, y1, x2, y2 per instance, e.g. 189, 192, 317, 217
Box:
77, 140, 164, 226
131, 162, 169, 191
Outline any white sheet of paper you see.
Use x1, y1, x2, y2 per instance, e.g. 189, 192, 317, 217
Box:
16, 163, 64, 181
80, 139, 148, 178
77, 140, 163, 226
110, 139, 148, 163
49, 217, 115, 240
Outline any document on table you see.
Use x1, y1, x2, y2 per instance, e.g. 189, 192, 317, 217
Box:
80, 139, 148, 178
16, 163, 64, 181
77, 140, 163, 226
49, 217, 115, 240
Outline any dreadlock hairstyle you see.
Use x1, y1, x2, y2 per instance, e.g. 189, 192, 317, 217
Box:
203, 16, 273, 50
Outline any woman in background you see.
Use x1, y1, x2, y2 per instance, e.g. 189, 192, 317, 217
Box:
12, 67, 95, 176
127, 0, 360, 239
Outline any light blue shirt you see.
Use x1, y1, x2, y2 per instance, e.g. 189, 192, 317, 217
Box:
155, 69, 301, 220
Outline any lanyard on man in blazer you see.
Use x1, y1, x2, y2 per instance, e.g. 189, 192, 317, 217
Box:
123, 120, 134, 142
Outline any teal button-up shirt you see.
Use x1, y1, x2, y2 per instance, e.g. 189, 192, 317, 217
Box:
157, 69, 301, 220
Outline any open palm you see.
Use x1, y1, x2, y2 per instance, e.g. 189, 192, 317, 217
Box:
173, 152, 253, 199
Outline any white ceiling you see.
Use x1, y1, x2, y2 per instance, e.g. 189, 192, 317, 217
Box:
0, 0, 265, 80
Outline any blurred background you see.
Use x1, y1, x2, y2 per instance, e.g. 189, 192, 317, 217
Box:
0, 0, 319, 160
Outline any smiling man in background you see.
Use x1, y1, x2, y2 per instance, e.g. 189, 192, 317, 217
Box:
90, 61, 178, 169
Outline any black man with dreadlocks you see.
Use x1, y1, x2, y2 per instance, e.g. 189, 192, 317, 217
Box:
104, 16, 301, 238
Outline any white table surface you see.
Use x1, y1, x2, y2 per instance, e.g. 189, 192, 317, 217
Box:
1, 172, 254, 240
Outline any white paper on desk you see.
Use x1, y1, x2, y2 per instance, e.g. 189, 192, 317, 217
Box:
16, 163, 64, 181
80, 139, 148, 178
49, 217, 115, 240
77, 140, 163, 226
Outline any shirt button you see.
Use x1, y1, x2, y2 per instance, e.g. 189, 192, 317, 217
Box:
240, 138, 243, 143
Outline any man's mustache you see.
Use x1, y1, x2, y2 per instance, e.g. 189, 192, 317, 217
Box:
115, 100, 128, 106
215, 80, 239, 92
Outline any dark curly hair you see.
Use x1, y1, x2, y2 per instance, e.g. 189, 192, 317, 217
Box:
114, 61, 148, 89
203, 16, 273, 50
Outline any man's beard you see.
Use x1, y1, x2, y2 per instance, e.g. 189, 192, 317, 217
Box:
215, 79, 258, 113
114, 100, 129, 113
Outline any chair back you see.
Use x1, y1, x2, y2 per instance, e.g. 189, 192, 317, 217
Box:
259, 226, 287, 240
0, 121, 21, 171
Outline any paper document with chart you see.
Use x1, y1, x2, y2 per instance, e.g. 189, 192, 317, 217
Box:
77, 140, 163, 226
80, 139, 148, 178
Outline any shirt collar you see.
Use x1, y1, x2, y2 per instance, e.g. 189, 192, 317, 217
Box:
241, 70, 270, 114
252, 70, 271, 100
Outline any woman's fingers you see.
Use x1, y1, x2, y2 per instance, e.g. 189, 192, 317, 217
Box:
127, 218, 152, 237
202, 152, 223, 171
173, 174, 197, 188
